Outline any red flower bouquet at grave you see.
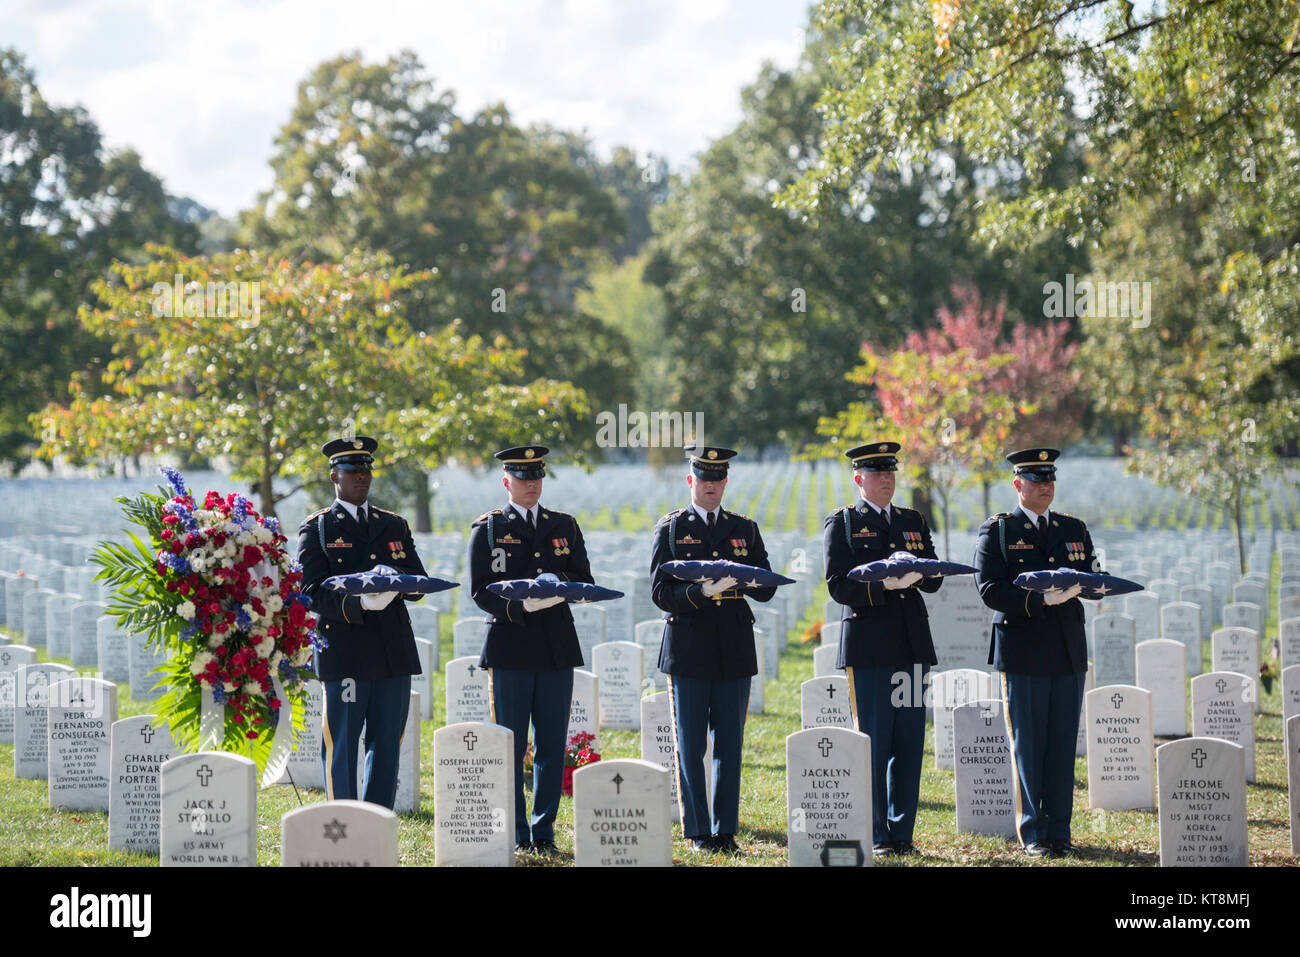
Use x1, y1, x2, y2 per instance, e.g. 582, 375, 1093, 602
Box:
92, 467, 320, 778
562, 731, 601, 795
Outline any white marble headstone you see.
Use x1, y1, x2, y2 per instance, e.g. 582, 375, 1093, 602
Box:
44, 593, 78, 659
813, 643, 839, 678
13, 662, 76, 778
274, 678, 324, 790
412, 637, 434, 721
70, 601, 105, 667
573, 759, 672, 867
0, 643, 37, 744
1084, 685, 1155, 810
749, 629, 766, 715
1211, 627, 1260, 714
1280, 618, 1300, 671
452, 617, 485, 660
433, 721, 514, 866
566, 669, 598, 747
160, 752, 258, 866
1159, 602, 1201, 678
96, 618, 130, 682
128, 632, 169, 702
952, 699, 1017, 838
926, 576, 992, 672
445, 656, 492, 725
639, 692, 711, 826
593, 641, 642, 730
932, 668, 997, 771
47, 676, 118, 811
1136, 639, 1187, 737
1191, 672, 1256, 782
786, 726, 872, 867
1124, 592, 1160, 646
1076, 662, 1095, 757
1221, 602, 1262, 638
1179, 584, 1213, 643
1156, 737, 1248, 867
800, 676, 853, 730
1092, 613, 1137, 687
634, 619, 666, 691
109, 715, 178, 853
1287, 713, 1300, 857
282, 799, 399, 866
570, 603, 607, 668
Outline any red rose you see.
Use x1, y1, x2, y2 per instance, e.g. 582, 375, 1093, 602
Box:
160, 529, 173, 541
201, 619, 214, 634
215, 644, 227, 657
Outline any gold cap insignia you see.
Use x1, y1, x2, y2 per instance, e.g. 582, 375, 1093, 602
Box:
1038, 451, 1048, 460
525, 449, 535, 459
353, 440, 363, 449
878, 444, 886, 452
707, 450, 717, 459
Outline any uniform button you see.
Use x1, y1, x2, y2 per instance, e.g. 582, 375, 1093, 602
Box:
891, 543, 897, 548
534, 552, 540, 558
370, 554, 376, 559
537, 568, 543, 573
712, 551, 718, 557
336, 559, 342, 564
1048, 557, 1055, 563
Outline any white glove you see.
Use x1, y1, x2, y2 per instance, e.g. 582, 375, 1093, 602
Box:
522, 595, 565, 613
360, 590, 398, 611
1043, 584, 1083, 606
883, 572, 923, 590
701, 575, 738, 598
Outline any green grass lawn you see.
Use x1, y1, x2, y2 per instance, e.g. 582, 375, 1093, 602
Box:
1, 583, 1296, 866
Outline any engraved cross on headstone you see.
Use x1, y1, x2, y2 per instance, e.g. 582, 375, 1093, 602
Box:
954, 676, 969, 700
196, 764, 213, 786
0, 652, 10, 666
982, 708, 996, 727
817, 737, 833, 758
139, 724, 155, 744
1191, 747, 1207, 769
825, 683, 836, 699
463, 731, 478, 752
1215, 678, 1228, 694
613, 773, 624, 794
467, 665, 476, 677
1111, 692, 1124, 710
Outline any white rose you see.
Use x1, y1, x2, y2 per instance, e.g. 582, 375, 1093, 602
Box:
189, 651, 215, 676
223, 541, 237, 558
266, 594, 284, 614
255, 527, 272, 544
189, 556, 206, 573
292, 647, 312, 666
255, 635, 274, 658
242, 681, 262, 696
270, 651, 285, 670
207, 631, 224, 649
221, 557, 235, 569
222, 681, 238, 693
176, 600, 196, 620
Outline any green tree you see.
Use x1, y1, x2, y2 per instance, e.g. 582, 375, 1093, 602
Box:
0, 49, 200, 466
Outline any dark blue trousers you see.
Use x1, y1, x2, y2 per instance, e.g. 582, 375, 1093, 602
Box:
321, 674, 411, 809
846, 664, 928, 844
1001, 671, 1086, 846
667, 674, 749, 838
490, 667, 573, 844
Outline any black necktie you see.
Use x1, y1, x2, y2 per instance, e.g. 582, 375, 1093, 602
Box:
880, 507, 890, 530
1037, 514, 1047, 543
707, 511, 716, 530
356, 505, 368, 537
526, 509, 535, 530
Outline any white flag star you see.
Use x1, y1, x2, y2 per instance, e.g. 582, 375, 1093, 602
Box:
744, 579, 762, 588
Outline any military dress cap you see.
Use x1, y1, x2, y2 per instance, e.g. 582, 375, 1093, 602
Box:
1006, 447, 1060, 482
495, 445, 548, 479
322, 435, 378, 471
684, 444, 737, 481
846, 441, 900, 471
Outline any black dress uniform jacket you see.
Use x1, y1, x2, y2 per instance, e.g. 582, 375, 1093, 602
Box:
468, 506, 593, 671
298, 503, 427, 682
973, 508, 1097, 675
650, 507, 777, 680
823, 501, 943, 670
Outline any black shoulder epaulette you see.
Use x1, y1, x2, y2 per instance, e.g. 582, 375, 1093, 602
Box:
299, 506, 329, 528
1052, 510, 1083, 523
724, 509, 751, 522
473, 508, 504, 524
370, 506, 398, 517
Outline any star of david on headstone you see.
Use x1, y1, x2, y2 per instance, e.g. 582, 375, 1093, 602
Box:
1111, 692, 1124, 709
817, 737, 833, 758
982, 708, 996, 726
196, 764, 213, 786
1191, 747, 1207, 769
825, 683, 836, 699
323, 819, 347, 843
612, 773, 624, 794
463, 731, 478, 752
139, 724, 155, 744
1215, 678, 1227, 694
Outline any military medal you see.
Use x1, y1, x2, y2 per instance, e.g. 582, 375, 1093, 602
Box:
730, 538, 748, 556
552, 537, 570, 556
903, 530, 922, 550
1066, 541, 1084, 561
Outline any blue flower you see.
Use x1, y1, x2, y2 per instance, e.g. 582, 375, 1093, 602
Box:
264, 516, 281, 536
232, 495, 249, 527
180, 623, 198, 641
235, 609, 251, 630
212, 686, 226, 704
309, 629, 328, 652
158, 465, 189, 498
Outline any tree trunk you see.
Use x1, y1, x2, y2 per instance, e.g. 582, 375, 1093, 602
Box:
1233, 483, 1245, 577
414, 472, 432, 533
981, 479, 992, 520
259, 469, 277, 519
1111, 421, 1128, 457
909, 483, 934, 527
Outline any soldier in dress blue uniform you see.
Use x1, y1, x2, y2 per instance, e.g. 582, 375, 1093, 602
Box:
973, 448, 1098, 858
297, 436, 428, 809
650, 445, 777, 855
823, 441, 943, 857
467, 445, 593, 855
